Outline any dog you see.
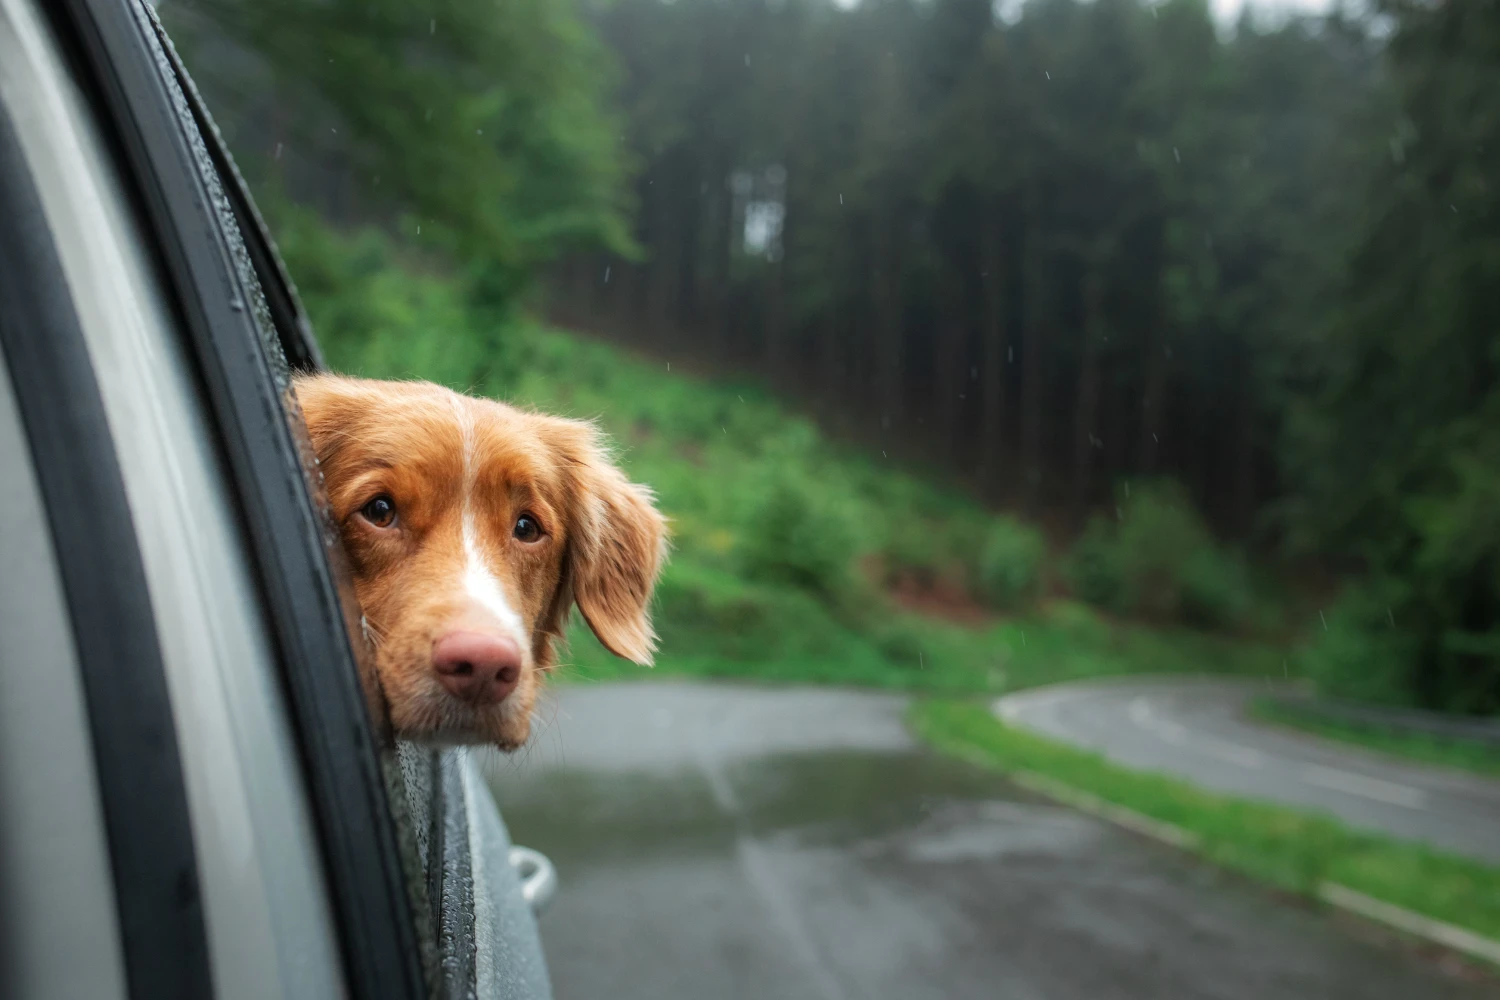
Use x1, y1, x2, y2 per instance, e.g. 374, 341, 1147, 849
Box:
293, 373, 666, 750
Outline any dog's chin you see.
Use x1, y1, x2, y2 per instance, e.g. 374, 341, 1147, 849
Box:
389, 694, 533, 751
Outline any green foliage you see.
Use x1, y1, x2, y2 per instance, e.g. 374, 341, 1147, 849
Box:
974, 517, 1047, 610
1296, 580, 1420, 707
1276, 1, 1500, 711
171, 0, 634, 311
1179, 547, 1255, 631
735, 459, 863, 601
1066, 481, 1253, 629
912, 700, 1500, 943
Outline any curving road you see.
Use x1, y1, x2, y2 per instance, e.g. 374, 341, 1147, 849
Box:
995, 677, 1500, 863
486, 682, 1492, 1000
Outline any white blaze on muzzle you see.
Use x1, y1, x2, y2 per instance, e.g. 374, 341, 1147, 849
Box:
451, 397, 527, 645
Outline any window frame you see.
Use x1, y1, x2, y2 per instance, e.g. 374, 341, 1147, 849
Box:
36, 2, 430, 997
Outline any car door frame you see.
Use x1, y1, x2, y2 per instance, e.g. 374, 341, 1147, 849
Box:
27, 1, 430, 997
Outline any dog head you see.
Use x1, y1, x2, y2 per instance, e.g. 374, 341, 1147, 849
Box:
294, 373, 666, 749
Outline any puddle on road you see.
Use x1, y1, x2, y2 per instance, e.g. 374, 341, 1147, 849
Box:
490, 745, 1092, 868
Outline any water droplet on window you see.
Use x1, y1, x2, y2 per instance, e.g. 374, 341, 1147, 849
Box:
430, 18, 436, 34
604, 266, 611, 283
1173, 147, 1181, 163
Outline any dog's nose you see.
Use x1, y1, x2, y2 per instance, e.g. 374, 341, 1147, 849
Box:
432, 631, 522, 704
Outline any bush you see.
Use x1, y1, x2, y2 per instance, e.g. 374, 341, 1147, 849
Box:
1180, 547, 1254, 630
1065, 515, 1121, 608
737, 461, 862, 601
1297, 579, 1418, 705
1066, 480, 1252, 629
975, 517, 1047, 610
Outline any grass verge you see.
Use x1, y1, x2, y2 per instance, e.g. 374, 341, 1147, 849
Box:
909, 699, 1500, 944
1247, 697, 1500, 780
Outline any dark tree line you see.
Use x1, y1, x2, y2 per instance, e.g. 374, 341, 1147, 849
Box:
552, 0, 1378, 539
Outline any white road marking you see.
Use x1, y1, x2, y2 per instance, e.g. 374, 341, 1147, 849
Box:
1128, 696, 1187, 745
1131, 697, 1262, 765
1301, 765, 1427, 809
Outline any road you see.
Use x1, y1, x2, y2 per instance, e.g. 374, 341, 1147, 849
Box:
996, 677, 1500, 863
486, 682, 1491, 1000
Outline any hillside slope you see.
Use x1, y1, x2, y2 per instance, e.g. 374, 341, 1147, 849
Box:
280, 219, 1285, 693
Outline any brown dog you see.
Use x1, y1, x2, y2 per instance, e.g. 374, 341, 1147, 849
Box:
294, 373, 666, 749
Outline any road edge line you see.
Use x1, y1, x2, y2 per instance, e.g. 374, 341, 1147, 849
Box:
945, 745, 1500, 970
1318, 882, 1500, 967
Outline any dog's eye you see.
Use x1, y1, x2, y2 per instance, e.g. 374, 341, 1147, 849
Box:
360, 495, 397, 528
513, 514, 543, 543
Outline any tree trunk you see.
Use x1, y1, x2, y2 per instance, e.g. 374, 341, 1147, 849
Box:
763, 259, 786, 385
1071, 267, 1106, 521
872, 215, 904, 431
935, 265, 966, 465
979, 206, 1007, 494
1229, 347, 1258, 538
1139, 278, 1170, 476
1019, 202, 1047, 513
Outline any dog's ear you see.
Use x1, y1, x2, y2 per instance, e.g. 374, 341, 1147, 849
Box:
546, 419, 667, 665
291, 372, 371, 465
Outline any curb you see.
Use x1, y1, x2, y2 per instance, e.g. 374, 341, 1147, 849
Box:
1318, 883, 1500, 968
944, 743, 1500, 970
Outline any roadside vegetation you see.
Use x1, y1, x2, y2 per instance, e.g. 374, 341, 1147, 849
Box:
911, 701, 1500, 946
1248, 698, 1500, 781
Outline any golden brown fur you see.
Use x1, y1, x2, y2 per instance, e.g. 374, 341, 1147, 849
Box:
294, 373, 667, 749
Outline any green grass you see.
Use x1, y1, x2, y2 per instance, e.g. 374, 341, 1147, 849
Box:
279, 215, 1291, 695
911, 700, 1500, 944
1248, 697, 1500, 779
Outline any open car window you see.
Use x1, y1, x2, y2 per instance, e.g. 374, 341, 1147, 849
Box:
31, 1, 437, 996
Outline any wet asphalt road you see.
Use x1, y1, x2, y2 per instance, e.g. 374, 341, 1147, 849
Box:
996, 677, 1500, 863
488, 682, 1495, 1000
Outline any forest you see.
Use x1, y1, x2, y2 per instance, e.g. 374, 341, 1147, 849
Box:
169, 0, 1500, 714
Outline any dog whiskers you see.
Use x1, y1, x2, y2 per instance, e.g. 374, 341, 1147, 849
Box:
360, 614, 389, 648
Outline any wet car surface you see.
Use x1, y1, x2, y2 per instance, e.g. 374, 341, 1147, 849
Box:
490, 683, 1494, 1000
